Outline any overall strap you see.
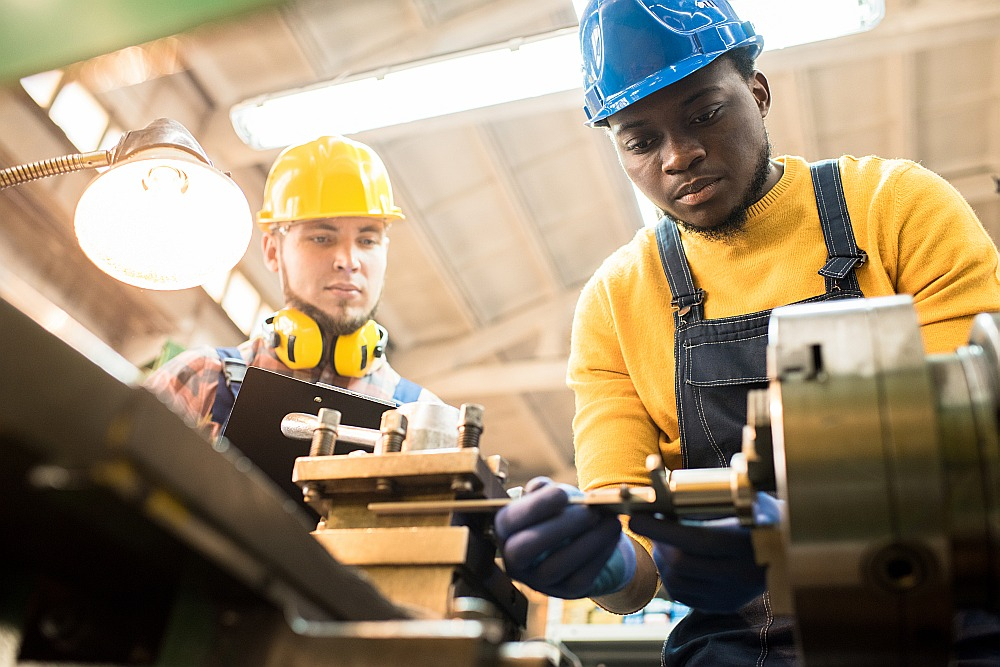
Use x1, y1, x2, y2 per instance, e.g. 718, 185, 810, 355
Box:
212, 346, 246, 434
655, 217, 705, 321
809, 159, 867, 292
392, 377, 423, 405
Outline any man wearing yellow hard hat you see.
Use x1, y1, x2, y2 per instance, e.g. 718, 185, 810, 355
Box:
146, 135, 436, 440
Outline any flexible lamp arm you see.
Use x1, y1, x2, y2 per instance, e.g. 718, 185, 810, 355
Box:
0, 118, 217, 191
0, 150, 112, 190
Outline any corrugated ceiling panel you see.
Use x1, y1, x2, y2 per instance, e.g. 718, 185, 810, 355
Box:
380, 221, 474, 344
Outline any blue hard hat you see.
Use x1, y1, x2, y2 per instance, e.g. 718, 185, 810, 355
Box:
580, 0, 764, 125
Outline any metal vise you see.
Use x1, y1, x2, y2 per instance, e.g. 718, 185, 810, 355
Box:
285, 401, 527, 639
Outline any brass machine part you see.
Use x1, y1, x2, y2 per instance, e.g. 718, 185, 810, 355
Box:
290, 404, 528, 638
366, 461, 754, 523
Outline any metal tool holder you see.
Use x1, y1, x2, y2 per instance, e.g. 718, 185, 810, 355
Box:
287, 401, 528, 640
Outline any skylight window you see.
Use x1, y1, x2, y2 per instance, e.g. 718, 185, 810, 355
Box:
48, 81, 109, 152
20, 70, 63, 108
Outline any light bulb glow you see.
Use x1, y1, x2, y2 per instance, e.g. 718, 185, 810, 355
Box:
142, 164, 189, 193
74, 155, 252, 290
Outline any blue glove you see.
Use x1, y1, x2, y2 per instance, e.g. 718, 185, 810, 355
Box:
628, 492, 782, 613
495, 477, 636, 599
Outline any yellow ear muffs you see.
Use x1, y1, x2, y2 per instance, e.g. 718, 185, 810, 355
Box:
265, 307, 325, 370
332, 320, 386, 378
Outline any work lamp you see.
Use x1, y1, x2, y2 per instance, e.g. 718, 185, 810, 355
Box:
0, 118, 252, 290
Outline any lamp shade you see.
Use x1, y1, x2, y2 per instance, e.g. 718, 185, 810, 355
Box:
74, 145, 252, 290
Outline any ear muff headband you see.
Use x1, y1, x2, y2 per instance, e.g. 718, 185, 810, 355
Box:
264, 307, 385, 376
333, 320, 386, 378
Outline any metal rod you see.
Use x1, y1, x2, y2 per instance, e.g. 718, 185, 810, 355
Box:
282, 412, 379, 450
367, 486, 659, 515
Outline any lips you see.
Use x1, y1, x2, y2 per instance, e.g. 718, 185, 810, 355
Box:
325, 283, 361, 297
675, 178, 721, 206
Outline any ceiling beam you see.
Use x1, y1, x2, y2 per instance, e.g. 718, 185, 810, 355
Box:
991, 40, 1000, 174
946, 171, 1000, 207
504, 393, 576, 480
391, 288, 579, 378
423, 358, 569, 399
366, 137, 480, 347
586, 129, 648, 242
758, 1, 1000, 74
774, 68, 820, 159
322, 0, 575, 76
884, 51, 918, 160
474, 124, 563, 300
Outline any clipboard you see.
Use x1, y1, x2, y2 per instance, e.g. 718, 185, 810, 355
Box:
221, 366, 396, 511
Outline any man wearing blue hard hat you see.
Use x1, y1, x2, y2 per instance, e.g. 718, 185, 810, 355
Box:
495, 0, 1000, 665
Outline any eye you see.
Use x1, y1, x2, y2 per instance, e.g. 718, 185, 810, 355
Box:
358, 236, 383, 248
624, 135, 657, 153
692, 105, 722, 124
308, 234, 333, 245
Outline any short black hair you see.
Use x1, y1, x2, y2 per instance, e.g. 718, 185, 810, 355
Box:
723, 46, 758, 81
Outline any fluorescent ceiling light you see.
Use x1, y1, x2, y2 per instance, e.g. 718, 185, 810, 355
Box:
232, 29, 580, 150
730, 0, 884, 51
232, 1, 884, 150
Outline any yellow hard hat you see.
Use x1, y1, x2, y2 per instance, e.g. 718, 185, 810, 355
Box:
256, 135, 404, 232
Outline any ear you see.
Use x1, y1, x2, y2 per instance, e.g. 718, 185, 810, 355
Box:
262, 231, 280, 273
751, 70, 772, 119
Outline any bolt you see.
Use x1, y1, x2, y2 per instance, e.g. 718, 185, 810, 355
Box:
309, 408, 340, 457
378, 410, 408, 454
457, 403, 485, 449
869, 544, 928, 592
302, 483, 321, 504
450, 476, 475, 495
486, 454, 509, 484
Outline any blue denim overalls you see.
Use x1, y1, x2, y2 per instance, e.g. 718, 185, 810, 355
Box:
656, 160, 866, 666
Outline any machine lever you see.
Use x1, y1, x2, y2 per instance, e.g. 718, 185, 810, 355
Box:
368, 454, 755, 525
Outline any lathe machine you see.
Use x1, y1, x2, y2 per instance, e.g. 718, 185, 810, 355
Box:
3, 277, 999, 665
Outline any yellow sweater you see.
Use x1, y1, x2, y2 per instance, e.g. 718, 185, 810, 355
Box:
569, 155, 1000, 491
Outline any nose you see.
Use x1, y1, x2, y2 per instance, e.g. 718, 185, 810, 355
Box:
660, 132, 705, 175
332, 240, 360, 272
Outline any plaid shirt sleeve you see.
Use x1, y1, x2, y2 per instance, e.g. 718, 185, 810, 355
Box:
143, 347, 226, 439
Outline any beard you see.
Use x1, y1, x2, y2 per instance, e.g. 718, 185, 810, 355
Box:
283, 289, 379, 339
675, 132, 773, 243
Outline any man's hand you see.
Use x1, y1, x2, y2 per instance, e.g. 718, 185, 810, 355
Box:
628, 492, 782, 613
494, 477, 636, 599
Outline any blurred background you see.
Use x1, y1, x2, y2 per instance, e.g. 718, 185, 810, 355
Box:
1, 0, 998, 487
